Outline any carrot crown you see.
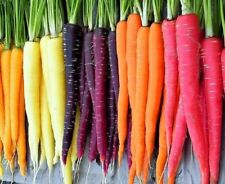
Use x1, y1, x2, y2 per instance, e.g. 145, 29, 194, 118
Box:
220, 0, 225, 42
193, 0, 204, 28
180, 0, 192, 15
167, 0, 180, 20
135, 0, 152, 26
84, 0, 96, 30
66, 0, 82, 25
0, 3, 4, 42
105, 0, 118, 31
97, 0, 108, 28
3, 0, 11, 49
47, 0, 64, 38
120, 0, 131, 21
204, 0, 221, 37
153, 0, 164, 23
13, 0, 26, 48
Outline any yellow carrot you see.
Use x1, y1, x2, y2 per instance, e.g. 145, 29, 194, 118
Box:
23, 41, 41, 169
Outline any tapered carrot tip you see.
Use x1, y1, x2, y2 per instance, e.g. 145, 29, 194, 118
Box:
168, 176, 175, 184
210, 178, 217, 184
19, 163, 27, 176
118, 145, 124, 166
0, 165, 3, 177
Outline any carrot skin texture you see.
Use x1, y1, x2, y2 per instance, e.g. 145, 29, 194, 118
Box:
176, 14, 209, 184
10, 48, 23, 145
126, 13, 141, 109
23, 42, 41, 168
146, 23, 164, 163
135, 27, 149, 176
201, 38, 223, 183
221, 49, 225, 93
84, 31, 95, 102
88, 112, 98, 162
162, 20, 178, 150
156, 102, 167, 184
167, 98, 187, 183
108, 31, 119, 102
93, 28, 108, 161
62, 24, 83, 164
77, 80, 92, 159
116, 21, 129, 164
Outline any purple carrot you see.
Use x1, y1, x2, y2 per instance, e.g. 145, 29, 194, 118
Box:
62, 24, 83, 164
126, 108, 132, 169
79, 27, 88, 109
77, 80, 92, 159
84, 31, 95, 103
93, 28, 109, 161
104, 75, 116, 174
88, 112, 98, 162
108, 31, 119, 102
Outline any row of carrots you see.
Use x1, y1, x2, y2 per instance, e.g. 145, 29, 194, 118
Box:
1, 0, 225, 184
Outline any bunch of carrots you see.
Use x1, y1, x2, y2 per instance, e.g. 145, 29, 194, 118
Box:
1, 0, 225, 184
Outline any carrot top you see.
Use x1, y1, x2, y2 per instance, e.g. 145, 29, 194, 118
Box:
0, 3, 4, 42
135, 0, 152, 26
105, 0, 118, 31
47, 0, 64, 38
153, 0, 164, 23
193, 0, 204, 28
28, 0, 46, 41
42, 7, 49, 36
120, 0, 131, 21
204, 0, 221, 37
97, 0, 108, 28
167, 0, 180, 20
12, 0, 26, 48
84, 0, 96, 30
220, 0, 225, 43
180, 0, 192, 15
3, 0, 11, 50
66, 0, 82, 25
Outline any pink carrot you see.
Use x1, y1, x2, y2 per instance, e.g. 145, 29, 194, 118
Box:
201, 37, 223, 183
176, 14, 209, 184
162, 19, 179, 151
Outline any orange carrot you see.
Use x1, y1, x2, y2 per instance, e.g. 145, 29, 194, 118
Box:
156, 100, 167, 184
10, 47, 23, 145
134, 26, 149, 176
142, 150, 149, 184
1, 49, 13, 161
126, 13, 141, 109
128, 163, 136, 184
0, 44, 4, 142
145, 23, 164, 163
17, 79, 26, 176
117, 20, 129, 165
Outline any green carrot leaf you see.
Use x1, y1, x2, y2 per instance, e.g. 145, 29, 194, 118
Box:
167, 0, 180, 20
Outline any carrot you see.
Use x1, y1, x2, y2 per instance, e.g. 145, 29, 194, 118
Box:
162, 8, 179, 150
0, 45, 4, 142
145, 0, 164, 163
10, 48, 23, 145
167, 97, 187, 184
17, 79, 27, 176
1, 49, 12, 161
23, 0, 45, 170
126, 13, 141, 109
176, 2, 209, 182
0, 140, 3, 177
156, 101, 167, 184
142, 150, 149, 184
128, 163, 136, 184
117, 0, 130, 165
134, 26, 149, 176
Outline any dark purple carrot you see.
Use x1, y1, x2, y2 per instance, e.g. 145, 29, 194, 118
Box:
62, 23, 83, 164
77, 80, 92, 159
108, 31, 119, 102
84, 31, 95, 102
93, 28, 109, 161
88, 112, 98, 162
112, 118, 119, 162
126, 108, 132, 169
104, 74, 116, 174
79, 27, 88, 109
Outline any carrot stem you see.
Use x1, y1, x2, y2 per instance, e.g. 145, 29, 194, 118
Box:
167, 0, 180, 20
180, 0, 192, 15
120, 0, 131, 21
3, 0, 11, 50
153, 0, 164, 23
220, 0, 225, 44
